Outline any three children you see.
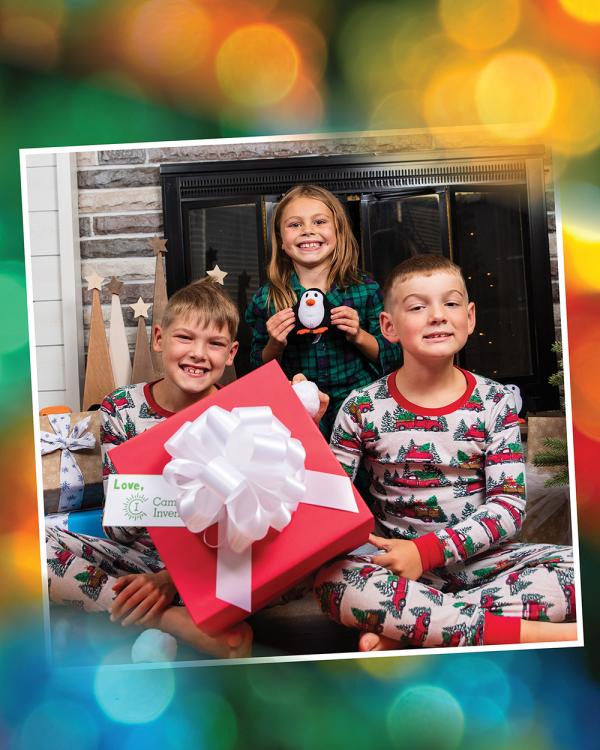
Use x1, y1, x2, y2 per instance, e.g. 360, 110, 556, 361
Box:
46, 184, 576, 656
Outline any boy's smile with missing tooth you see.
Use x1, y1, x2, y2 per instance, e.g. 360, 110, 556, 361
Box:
152, 316, 238, 409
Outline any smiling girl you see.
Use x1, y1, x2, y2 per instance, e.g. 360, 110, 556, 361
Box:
245, 184, 402, 436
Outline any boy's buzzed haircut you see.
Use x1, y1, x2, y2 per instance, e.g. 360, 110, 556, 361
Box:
161, 278, 239, 339
383, 254, 468, 310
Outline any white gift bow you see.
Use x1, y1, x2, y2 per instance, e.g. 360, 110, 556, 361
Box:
163, 406, 306, 554
40, 413, 96, 512
162, 404, 357, 611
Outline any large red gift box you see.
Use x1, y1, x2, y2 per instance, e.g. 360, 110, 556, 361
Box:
107, 361, 373, 634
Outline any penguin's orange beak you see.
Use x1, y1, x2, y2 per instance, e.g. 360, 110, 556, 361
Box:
306, 299, 315, 306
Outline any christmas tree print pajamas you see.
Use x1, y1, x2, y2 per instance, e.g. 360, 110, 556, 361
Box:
314, 370, 576, 647
45, 382, 177, 612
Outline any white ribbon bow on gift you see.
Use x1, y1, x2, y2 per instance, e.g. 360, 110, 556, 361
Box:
162, 404, 357, 611
163, 405, 306, 554
40, 413, 96, 512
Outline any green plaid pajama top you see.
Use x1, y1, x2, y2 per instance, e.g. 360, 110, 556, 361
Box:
245, 272, 403, 434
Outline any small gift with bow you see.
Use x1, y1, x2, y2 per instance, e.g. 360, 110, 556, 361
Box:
40, 412, 104, 514
104, 361, 373, 634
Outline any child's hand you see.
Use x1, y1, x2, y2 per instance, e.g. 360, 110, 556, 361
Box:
292, 373, 330, 425
266, 308, 295, 347
110, 570, 177, 626
331, 306, 361, 342
369, 534, 423, 581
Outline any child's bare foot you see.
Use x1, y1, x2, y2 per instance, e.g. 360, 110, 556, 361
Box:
156, 606, 253, 658
520, 620, 578, 644
359, 632, 403, 652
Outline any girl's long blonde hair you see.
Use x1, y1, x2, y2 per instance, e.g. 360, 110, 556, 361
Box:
267, 185, 362, 311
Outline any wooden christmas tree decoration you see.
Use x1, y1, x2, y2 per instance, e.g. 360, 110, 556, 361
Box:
107, 276, 132, 388
150, 237, 168, 376
130, 297, 155, 384
82, 271, 115, 410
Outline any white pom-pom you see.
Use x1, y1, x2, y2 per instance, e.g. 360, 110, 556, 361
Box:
292, 380, 320, 418
131, 629, 178, 663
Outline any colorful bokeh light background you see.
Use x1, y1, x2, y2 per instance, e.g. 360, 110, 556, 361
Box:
1, 0, 599, 747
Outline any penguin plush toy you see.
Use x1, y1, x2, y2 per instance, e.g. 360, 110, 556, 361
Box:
292, 289, 332, 344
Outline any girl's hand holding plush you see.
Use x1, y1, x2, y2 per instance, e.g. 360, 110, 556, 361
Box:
330, 305, 361, 342
266, 308, 296, 346
262, 308, 296, 363
369, 534, 423, 581
111, 570, 177, 626
331, 305, 379, 361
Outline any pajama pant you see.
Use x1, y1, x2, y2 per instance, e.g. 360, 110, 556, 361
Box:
46, 526, 310, 615
46, 526, 171, 613
315, 542, 576, 648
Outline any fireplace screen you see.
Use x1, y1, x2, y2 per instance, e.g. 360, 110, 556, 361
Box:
364, 187, 532, 381
452, 189, 532, 380
185, 200, 261, 377
161, 149, 558, 411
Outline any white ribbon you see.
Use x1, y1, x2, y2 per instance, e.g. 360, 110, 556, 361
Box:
40, 414, 96, 512
160, 404, 357, 612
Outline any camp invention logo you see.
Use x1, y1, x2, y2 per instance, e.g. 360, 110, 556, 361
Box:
123, 493, 147, 522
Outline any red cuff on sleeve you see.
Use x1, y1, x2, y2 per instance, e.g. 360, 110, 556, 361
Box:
413, 532, 446, 571
484, 612, 521, 645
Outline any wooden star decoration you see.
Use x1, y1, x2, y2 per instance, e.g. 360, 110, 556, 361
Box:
107, 277, 123, 296
130, 297, 151, 319
206, 264, 228, 285
150, 237, 168, 256
85, 271, 104, 291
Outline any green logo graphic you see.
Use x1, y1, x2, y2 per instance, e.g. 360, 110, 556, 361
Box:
123, 493, 147, 522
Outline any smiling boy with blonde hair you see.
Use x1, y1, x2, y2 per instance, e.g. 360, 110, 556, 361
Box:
46, 279, 252, 659
315, 254, 577, 650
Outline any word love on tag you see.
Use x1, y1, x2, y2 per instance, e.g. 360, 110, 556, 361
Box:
112, 477, 145, 491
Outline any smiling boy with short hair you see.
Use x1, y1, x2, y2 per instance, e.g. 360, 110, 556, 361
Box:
151, 278, 239, 411
315, 254, 577, 650
46, 279, 252, 659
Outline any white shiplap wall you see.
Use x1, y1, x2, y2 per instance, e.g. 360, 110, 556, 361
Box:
27, 152, 83, 411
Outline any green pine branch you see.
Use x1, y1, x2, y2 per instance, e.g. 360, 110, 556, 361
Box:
532, 437, 568, 466
548, 340, 565, 411
544, 468, 569, 487
548, 372, 563, 388
532, 437, 569, 486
